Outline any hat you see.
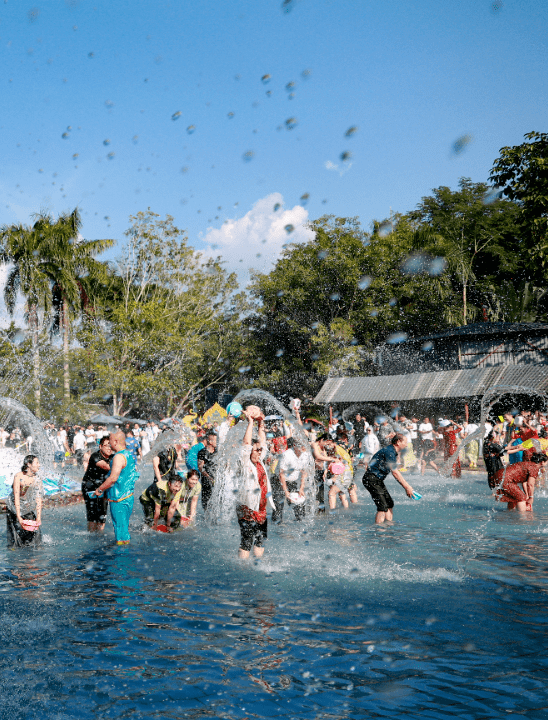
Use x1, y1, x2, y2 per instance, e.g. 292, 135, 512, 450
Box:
439, 419, 451, 427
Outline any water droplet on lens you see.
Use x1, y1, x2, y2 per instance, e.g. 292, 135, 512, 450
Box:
261, 74, 271, 84
388, 298, 397, 307
350, 338, 358, 345
103, 139, 110, 146
132, 135, 139, 143
227, 112, 234, 118
375, 415, 387, 425
181, 166, 189, 173
311, 353, 320, 360
452, 134, 472, 154
72, 153, 79, 159
285, 117, 297, 130
483, 186, 502, 204
401, 253, 427, 275
358, 275, 371, 290
88, 52, 94, 59
285, 81, 295, 92
491, 1, 503, 13
105, 100, 114, 109
172, 111, 181, 120
340, 151, 352, 161
300, 192, 309, 204
301, 68, 312, 79
284, 224, 294, 234
273, 203, 281, 211
422, 341, 433, 352
277, 290, 284, 297
243, 150, 254, 162
345, 126, 358, 137
377, 221, 392, 237
428, 257, 446, 276
62, 132, 70, 139
317, 250, 328, 260
187, 125, 196, 134
276, 349, 284, 357
107, 152, 115, 159
311, 322, 320, 330
386, 332, 408, 345
330, 293, 340, 301
238, 366, 251, 374
370, 309, 378, 317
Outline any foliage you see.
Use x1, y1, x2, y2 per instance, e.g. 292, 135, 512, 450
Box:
490, 131, 548, 270
245, 215, 456, 399
408, 178, 523, 324
75, 210, 242, 417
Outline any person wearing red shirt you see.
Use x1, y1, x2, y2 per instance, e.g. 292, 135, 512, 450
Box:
494, 454, 548, 511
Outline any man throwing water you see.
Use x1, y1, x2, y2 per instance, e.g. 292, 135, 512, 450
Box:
362, 433, 416, 524
93, 431, 138, 545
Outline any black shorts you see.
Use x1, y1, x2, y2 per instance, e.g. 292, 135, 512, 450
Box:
362, 471, 394, 513
422, 439, 434, 453
238, 518, 267, 551
82, 484, 108, 523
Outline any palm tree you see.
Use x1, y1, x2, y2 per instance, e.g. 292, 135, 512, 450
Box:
1, 210, 114, 416
0, 220, 53, 417
34, 210, 114, 407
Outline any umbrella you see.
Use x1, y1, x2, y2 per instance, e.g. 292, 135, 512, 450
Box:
89, 413, 121, 425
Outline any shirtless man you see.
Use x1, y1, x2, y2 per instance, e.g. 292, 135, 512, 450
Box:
311, 433, 338, 513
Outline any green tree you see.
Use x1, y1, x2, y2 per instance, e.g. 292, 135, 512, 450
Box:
76, 210, 241, 417
0, 218, 55, 416
490, 131, 548, 272
408, 178, 522, 324
246, 215, 455, 399
35, 209, 114, 409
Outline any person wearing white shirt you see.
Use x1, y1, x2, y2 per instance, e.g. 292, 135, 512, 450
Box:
73, 429, 87, 466
361, 426, 380, 468
0, 428, 9, 447
275, 439, 311, 522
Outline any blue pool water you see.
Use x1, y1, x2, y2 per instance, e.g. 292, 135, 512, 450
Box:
1, 467, 548, 719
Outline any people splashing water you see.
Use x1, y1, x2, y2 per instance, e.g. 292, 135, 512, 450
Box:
92, 431, 138, 546
236, 406, 276, 560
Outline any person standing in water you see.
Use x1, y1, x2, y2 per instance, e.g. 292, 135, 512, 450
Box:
81, 435, 113, 532
6, 455, 42, 548
311, 434, 339, 513
236, 409, 276, 560
362, 433, 416, 524
93, 431, 138, 545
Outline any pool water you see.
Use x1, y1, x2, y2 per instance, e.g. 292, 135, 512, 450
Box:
1, 467, 547, 719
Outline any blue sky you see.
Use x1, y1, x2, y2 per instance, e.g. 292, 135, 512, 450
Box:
1, 0, 546, 288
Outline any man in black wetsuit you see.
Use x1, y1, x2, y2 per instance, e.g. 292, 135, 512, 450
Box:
362, 433, 416, 524
197, 431, 217, 511
81, 435, 113, 532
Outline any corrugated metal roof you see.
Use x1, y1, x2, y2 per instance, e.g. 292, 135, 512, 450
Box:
405, 322, 548, 343
314, 365, 548, 403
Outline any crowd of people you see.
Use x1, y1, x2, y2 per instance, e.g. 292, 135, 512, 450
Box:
4, 402, 548, 553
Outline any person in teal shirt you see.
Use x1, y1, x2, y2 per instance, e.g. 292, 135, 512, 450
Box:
93, 431, 138, 545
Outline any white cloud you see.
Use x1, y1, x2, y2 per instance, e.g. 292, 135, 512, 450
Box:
201, 193, 315, 284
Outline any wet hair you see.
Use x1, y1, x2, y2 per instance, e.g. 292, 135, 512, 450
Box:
99, 435, 110, 447
206, 430, 217, 439
187, 469, 199, 480
317, 433, 331, 442
21, 454, 38, 472
530, 453, 548, 464
286, 437, 295, 449
391, 433, 406, 445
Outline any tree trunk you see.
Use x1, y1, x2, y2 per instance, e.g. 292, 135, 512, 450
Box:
62, 296, 70, 405
462, 283, 467, 326
29, 303, 41, 418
